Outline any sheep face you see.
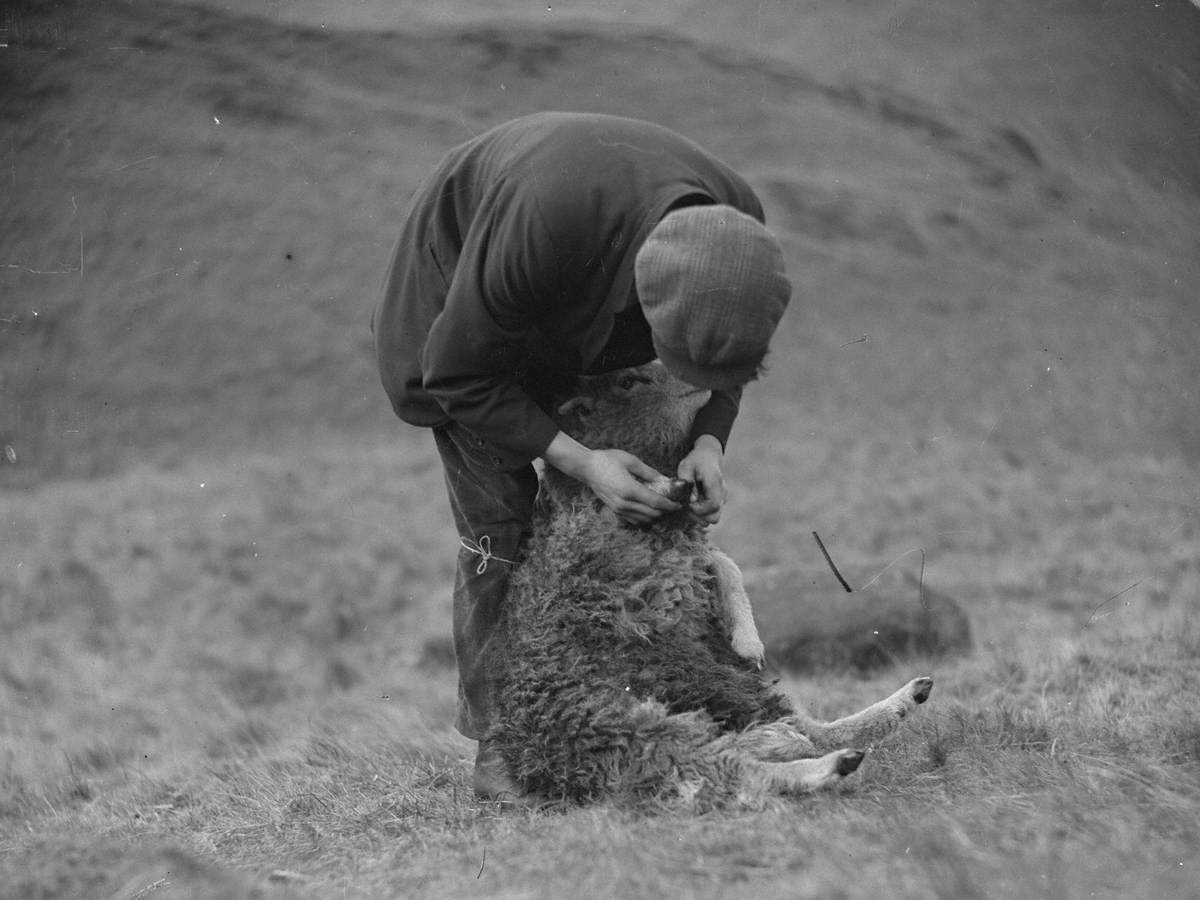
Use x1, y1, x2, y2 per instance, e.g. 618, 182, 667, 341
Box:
554, 361, 711, 471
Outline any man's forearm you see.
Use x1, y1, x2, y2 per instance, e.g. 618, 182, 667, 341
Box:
542, 431, 593, 480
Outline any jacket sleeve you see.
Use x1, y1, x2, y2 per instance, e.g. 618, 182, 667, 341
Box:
688, 385, 742, 451
419, 190, 562, 466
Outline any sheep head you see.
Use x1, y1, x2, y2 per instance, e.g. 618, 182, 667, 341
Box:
553, 361, 712, 474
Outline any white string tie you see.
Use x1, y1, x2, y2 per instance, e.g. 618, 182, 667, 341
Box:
459, 534, 517, 575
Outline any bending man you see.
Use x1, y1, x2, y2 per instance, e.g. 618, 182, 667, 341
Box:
372, 112, 792, 802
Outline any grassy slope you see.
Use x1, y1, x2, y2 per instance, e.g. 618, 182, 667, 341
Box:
2, 0, 1199, 897
2, 0, 1199, 478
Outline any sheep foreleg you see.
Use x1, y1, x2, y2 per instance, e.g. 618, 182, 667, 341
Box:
710, 548, 765, 669
737, 748, 866, 801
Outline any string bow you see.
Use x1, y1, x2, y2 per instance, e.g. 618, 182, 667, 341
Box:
459, 534, 517, 575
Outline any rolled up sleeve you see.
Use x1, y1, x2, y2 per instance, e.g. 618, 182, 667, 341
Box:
688, 385, 742, 451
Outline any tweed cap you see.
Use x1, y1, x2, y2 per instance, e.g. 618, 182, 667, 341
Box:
635, 204, 791, 390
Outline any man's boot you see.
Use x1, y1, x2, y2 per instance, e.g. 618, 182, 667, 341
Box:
472, 741, 536, 807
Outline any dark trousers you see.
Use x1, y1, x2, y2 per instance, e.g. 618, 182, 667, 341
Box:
433, 423, 539, 740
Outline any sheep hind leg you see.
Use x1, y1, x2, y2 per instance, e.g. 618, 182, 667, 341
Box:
738, 748, 866, 801
789, 676, 933, 752
723, 719, 821, 762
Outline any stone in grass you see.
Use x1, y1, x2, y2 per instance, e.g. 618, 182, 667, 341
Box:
745, 562, 972, 674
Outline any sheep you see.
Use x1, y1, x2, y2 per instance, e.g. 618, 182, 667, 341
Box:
486, 361, 932, 810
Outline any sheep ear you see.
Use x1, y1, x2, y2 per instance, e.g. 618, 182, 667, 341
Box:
556, 396, 595, 417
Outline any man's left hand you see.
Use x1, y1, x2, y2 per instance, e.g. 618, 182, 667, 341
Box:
676, 435, 726, 525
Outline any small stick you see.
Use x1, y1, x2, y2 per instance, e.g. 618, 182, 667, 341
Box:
1085, 580, 1141, 627
918, 548, 928, 610
812, 531, 853, 593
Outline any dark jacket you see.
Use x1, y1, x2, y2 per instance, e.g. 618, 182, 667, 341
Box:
372, 112, 767, 467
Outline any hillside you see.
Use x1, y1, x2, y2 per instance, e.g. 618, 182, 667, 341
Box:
2, 0, 1198, 482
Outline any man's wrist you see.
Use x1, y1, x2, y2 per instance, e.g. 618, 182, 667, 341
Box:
692, 433, 724, 456
543, 431, 594, 480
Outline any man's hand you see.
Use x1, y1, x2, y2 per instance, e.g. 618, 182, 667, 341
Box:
676, 434, 726, 525
543, 431, 680, 525
581, 448, 683, 524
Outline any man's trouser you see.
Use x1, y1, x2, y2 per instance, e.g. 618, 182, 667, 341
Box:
432, 423, 539, 740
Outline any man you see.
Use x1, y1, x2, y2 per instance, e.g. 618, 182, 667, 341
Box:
372, 112, 791, 802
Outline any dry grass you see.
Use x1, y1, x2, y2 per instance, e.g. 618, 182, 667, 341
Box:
1, 436, 1197, 899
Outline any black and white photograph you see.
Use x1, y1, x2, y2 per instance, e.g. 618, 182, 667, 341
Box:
2, 1, 1198, 896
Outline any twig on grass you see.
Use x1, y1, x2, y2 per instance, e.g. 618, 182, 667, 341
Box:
811, 531, 853, 593
476, 847, 487, 879
2, 262, 77, 275
860, 547, 927, 594
128, 877, 170, 899
854, 546, 931, 611
113, 154, 160, 171
917, 548, 928, 611
1084, 581, 1141, 627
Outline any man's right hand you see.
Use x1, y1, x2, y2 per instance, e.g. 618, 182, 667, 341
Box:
543, 431, 681, 525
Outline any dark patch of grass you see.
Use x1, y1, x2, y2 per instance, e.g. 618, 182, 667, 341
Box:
0, 772, 37, 822
1, 834, 291, 900
0, 77, 72, 123
0, 559, 114, 633
1162, 721, 1200, 766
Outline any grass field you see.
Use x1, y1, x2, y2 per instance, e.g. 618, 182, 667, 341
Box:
2, 440, 1199, 898
2, 0, 1199, 897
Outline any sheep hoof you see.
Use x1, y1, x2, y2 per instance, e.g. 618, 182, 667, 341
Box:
731, 629, 765, 668
911, 676, 934, 704
663, 478, 694, 504
835, 749, 866, 777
